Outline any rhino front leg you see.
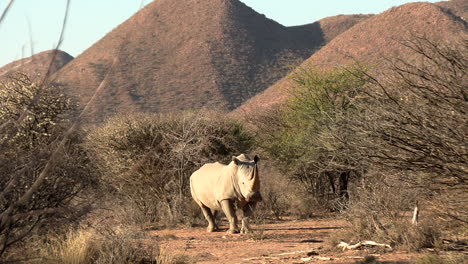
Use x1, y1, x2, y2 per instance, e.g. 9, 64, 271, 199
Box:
200, 204, 217, 232
241, 202, 256, 234
220, 199, 239, 234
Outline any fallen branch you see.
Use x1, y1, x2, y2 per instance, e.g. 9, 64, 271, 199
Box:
337, 241, 392, 250
301, 256, 333, 261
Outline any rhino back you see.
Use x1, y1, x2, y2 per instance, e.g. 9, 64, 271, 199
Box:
190, 162, 229, 210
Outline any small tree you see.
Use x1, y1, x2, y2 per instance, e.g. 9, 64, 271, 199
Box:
255, 66, 368, 210
0, 73, 96, 257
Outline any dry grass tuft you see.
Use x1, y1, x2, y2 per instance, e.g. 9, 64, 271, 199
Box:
42, 227, 156, 264
48, 229, 96, 263
155, 249, 192, 264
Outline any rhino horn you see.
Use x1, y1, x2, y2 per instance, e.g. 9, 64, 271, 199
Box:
250, 166, 260, 192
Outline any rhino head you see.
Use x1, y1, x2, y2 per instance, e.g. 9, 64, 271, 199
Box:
232, 154, 262, 202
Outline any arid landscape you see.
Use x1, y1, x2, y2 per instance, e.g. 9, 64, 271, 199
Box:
1, 0, 465, 120
154, 218, 431, 264
0, 0, 466, 263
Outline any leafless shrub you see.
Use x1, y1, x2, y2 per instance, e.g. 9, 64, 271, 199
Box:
338, 35, 467, 249
348, 36, 467, 226
0, 73, 97, 257
86, 110, 253, 226
249, 163, 290, 222
342, 171, 441, 250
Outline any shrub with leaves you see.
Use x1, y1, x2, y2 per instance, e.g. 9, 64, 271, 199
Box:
0, 73, 96, 257
255, 66, 368, 211
86, 110, 253, 225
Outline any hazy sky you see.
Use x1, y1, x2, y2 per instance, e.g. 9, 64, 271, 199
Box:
0, 0, 440, 67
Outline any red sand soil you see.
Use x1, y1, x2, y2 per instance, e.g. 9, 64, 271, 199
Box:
149, 218, 423, 264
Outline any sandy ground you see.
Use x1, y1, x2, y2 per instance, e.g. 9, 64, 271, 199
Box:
149, 218, 423, 264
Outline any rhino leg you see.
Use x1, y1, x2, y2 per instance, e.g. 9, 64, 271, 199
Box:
220, 199, 239, 234
241, 202, 256, 234
200, 204, 217, 232
211, 209, 219, 230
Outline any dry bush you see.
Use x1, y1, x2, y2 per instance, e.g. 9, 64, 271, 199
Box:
47, 229, 96, 263
328, 36, 468, 251
249, 162, 290, 222
42, 227, 160, 264
247, 160, 320, 221
155, 249, 192, 264
349, 36, 467, 226
38, 226, 191, 264
86, 110, 253, 227
338, 171, 441, 250
0, 73, 97, 257
337, 37, 467, 250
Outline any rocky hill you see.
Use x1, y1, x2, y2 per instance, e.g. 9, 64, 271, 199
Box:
235, 1, 467, 114
0, 49, 73, 82
52, 0, 311, 121
316, 14, 373, 44
436, 0, 468, 20
49, 0, 372, 122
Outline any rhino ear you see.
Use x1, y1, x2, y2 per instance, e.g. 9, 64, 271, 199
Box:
232, 156, 240, 165
254, 155, 260, 164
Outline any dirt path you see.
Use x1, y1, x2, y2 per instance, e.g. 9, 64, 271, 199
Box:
150, 218, 420, 264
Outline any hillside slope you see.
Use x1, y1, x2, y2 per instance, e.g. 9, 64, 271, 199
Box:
51, 0, 375, 122
52, 0, 321, 121
235, 2, 467, 114
317, 14, 374, 44
0, 50, 73, 81
436, 0, 468, 20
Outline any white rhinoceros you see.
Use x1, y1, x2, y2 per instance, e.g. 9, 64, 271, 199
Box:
190, 154, 262, 234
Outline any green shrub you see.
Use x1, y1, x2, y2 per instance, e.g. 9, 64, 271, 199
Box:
255, 66, 368, 211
